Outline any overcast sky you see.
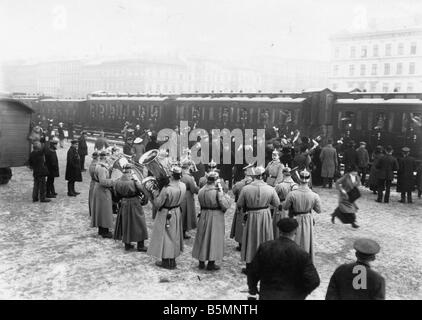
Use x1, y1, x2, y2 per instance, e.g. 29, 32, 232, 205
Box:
1, 0, 422, 64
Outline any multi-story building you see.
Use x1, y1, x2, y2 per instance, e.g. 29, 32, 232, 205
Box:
329, 26, 422, 92
1, 55, 328, 98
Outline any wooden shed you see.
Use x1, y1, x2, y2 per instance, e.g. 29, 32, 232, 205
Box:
0, 98, 34, 167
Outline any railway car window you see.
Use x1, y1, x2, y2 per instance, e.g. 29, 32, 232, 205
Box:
209, 107, 214, 121
367, 112, 373, 131
388, 112, 394, 131
374, 112, 387, 130
294, 110, 300, 125
192, 106, 201, 123
339, 111, 355, 130
356, 111, 362, 130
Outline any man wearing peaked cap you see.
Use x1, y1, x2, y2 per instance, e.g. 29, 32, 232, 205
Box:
397, 146, 416, 203
198, 160, 228, 192
247, 217, 320, 300
326, 239, 385, 300
282, 167, 322, 263
230, 164, 255, 251
65, 138, 82, 197
45, 136, 60, 198
88, 151, 100, 217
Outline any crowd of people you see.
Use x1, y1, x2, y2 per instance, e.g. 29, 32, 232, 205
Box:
25, 120, 422, 300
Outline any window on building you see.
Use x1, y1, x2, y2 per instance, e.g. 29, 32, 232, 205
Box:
361, 46, 367, 57
358, 82, 366, 90
394, 83, 401, 92
384, 63, 390, 75
385, 44, 391, 56
407, 83, 414, 92
347, 82, 355, 88
382, 83, 389, 92
371, 64, 377, 75
396, 63, 403, 75
333, 65, 339, 76
334, 47, 340, 58
373, 44, 379, 57
370, 82, 377, 92
411, 42, 417, 55
360, 64, 366, 76
409, 62, 416, 74
350, 46, 356, 58
398, 43, 404, 55
349, 65, 355, 76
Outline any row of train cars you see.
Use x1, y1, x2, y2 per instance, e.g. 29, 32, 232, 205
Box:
10, 88, 422, 159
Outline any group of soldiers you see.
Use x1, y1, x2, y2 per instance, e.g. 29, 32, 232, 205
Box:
29, 124, 418, 300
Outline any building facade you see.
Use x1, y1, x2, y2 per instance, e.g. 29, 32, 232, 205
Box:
1, 55, 328, 98
329, 27, 422, 92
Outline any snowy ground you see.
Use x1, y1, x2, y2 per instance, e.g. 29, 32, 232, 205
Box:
0, 141, 421, 300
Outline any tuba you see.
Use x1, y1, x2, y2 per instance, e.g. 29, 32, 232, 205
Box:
139, 149, 170, 194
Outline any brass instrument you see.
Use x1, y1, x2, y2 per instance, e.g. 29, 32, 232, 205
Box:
139, 149, 170, 195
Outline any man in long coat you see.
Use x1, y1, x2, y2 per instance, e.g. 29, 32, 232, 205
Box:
88, 152, 99, 217
180, 160, 199, 239
343, 141, 359, 173
238, 166, 280, 274
356, 142, 370, 186
376, 145, 398, 203
230, 164, 254, 251
282, 169, 322, 263
57, 122, 65, 148
397, 147, 416, 203
147, 165, 186, 270
248, 218, 320, 300
113, 164, 149, 252
273, 167, 298, 239
320, 139, 338, 189
326, 238, 385, 300
265, 150, 284, 187
28, 141, 50, 203
78, 131, 88, 172
91, 151, 115, 238
45, 137, 60, 198
192, 171, 232, 271
65, 140, 82, 197
199, 161, 228, 192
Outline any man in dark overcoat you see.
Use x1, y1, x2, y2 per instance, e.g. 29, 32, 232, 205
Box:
45, 137, 60, 198
375, 145, 398, 203
397, 147, 416, 203
247, 218, 320, 300
28, 141, 51, 203
65, 140, 82, 197
78, 131, 88, 172
326, 238, 385, 300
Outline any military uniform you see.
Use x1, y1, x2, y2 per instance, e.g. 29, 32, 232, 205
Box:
113, 172, 149, 250
65, 141, 82, 196
147, 177, 186, 267
238, 177, 280, 264
273, 174, 297, 238
282, 174, 321, 263
265, 159, 284, 187
180, 171, 199, 235
397, 147, 416, 203
326, 239, 385, 300
192, 178, 231, 269
230, 176, 253, 246
91, 159, 114, 237
88, 154, 99, 216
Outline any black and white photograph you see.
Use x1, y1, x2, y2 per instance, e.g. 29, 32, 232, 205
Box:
0, 0, 421, 304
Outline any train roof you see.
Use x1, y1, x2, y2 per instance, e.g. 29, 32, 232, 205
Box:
336, 98, 422, 105
87, 96, 168, 101
40, 98, 86, 102
174, 96, 306, 103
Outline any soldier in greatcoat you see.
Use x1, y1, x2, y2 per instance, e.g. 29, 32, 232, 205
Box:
180, 159, 199, 239
88, 151, 99, 217
78, 131, 88, 172
147, 165, 187, 270
265, 150, 284, 187
237, 166, 280, 274
273, 166, 298, 239
91, 151, 115, 238
397, 147, 416, 203
44, 137, 60, 198
199, 160, 229, 192
375, 145, 398, 203
230, 164, 254, 251
113, 164, 149, 252
65, 140, 82, 197
282, 168, 321, 263
192, 171, 232, 271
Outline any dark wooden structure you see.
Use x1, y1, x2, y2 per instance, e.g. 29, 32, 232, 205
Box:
0, 98, 34, 183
